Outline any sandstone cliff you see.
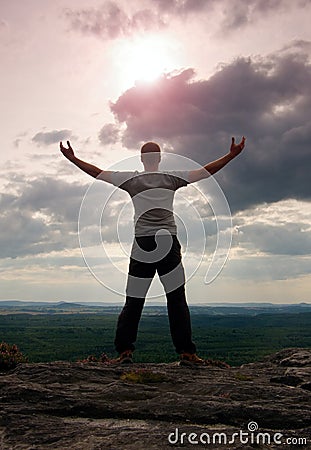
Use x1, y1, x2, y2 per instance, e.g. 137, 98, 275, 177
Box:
0, 348, 310, 449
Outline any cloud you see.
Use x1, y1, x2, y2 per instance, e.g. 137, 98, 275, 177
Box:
152, 0, 211, 14
63, 1, 214, 40
240, 223, 311, 256
237, 222, 311, 256
64, 0, 308, 40
225, 254, 311, 282
2, 170, 309, 290
220, 0, 286, 31
231, 199, 311, 258
110, 43, 311, 211
98, 123, 121, 145
64, 2, 165, 40
110, 68, 199, 143
0, 177, 87, 258
32, 129, 72, 146
0, 175, 132, 259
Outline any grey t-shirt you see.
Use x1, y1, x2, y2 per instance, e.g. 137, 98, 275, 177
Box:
110, 171, 189, 236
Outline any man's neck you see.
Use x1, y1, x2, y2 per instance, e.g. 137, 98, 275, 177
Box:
143, 166, 160, 172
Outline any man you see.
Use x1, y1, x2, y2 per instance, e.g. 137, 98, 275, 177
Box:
60, 137, 245, 365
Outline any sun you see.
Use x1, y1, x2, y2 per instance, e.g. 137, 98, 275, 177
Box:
116, 35, 177, 87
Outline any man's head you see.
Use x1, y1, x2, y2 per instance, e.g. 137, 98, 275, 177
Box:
140, 141, 161, 171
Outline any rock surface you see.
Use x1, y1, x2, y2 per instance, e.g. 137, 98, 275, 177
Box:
0, 348, 311, 449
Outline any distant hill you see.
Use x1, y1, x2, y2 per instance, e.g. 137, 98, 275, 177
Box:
53, 301, 84, 309
0, 300, 310, 316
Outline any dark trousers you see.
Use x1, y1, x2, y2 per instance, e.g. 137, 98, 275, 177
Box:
114, 235, 196, 355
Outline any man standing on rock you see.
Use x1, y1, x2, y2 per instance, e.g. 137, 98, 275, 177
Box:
60, 137, 245, 365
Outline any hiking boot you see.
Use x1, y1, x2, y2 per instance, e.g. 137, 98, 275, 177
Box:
180, 353, 230, 368
109, 350, 133, 365
179, 352, 206, 366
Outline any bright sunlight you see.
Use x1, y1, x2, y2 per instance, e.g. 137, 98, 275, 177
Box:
115, 35, 178, 87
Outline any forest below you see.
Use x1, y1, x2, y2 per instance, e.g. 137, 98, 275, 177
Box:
1, 307, 310, 366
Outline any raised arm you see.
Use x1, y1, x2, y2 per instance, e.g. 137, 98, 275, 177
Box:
188, 136, 246, 183
59, 141, 112, 183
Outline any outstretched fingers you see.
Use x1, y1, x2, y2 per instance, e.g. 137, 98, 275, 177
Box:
59, 140, 71, 150
59, 140, 75, 161
232, 136, 246, 149
230, 135, 246, 157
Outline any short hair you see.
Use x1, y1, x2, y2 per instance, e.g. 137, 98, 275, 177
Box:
141, 142, 161, 154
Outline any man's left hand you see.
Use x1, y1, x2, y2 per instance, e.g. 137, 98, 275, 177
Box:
230, 136, 246, 157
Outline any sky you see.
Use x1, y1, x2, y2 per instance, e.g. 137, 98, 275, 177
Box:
1, 0, 311, 304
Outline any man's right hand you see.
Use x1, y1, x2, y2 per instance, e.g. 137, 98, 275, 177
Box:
60, 141, 75, 161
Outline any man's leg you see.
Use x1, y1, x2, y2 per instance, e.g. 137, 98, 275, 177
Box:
158, 236, 196, 354
166, 284, 196, 354
114, 294, 145, 354
114, 238, 157, 354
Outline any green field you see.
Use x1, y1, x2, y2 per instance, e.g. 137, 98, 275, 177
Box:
1, 312, 310, 366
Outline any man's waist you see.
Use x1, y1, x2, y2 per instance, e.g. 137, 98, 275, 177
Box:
134, 224, 177, 236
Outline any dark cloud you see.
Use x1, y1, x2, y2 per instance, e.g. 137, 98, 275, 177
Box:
238, 222, 311, 256
64, 0, 308, 40
0, 177, 87, 258
64, 2, 165, 40
64, 0, 212, 40
110, 44, 311, 211
32, 129, 72, 146
0, 175, 130, 258
98, 123, 121, 145
111, 68, 199, 143
63, 1, 212, 40
225, 253, 311, 281
152, 0, 211, 14
220, 0, 285, 31
0, 206, 58, 259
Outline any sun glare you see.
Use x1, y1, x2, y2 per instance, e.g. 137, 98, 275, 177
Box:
116, 35, 177, 88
